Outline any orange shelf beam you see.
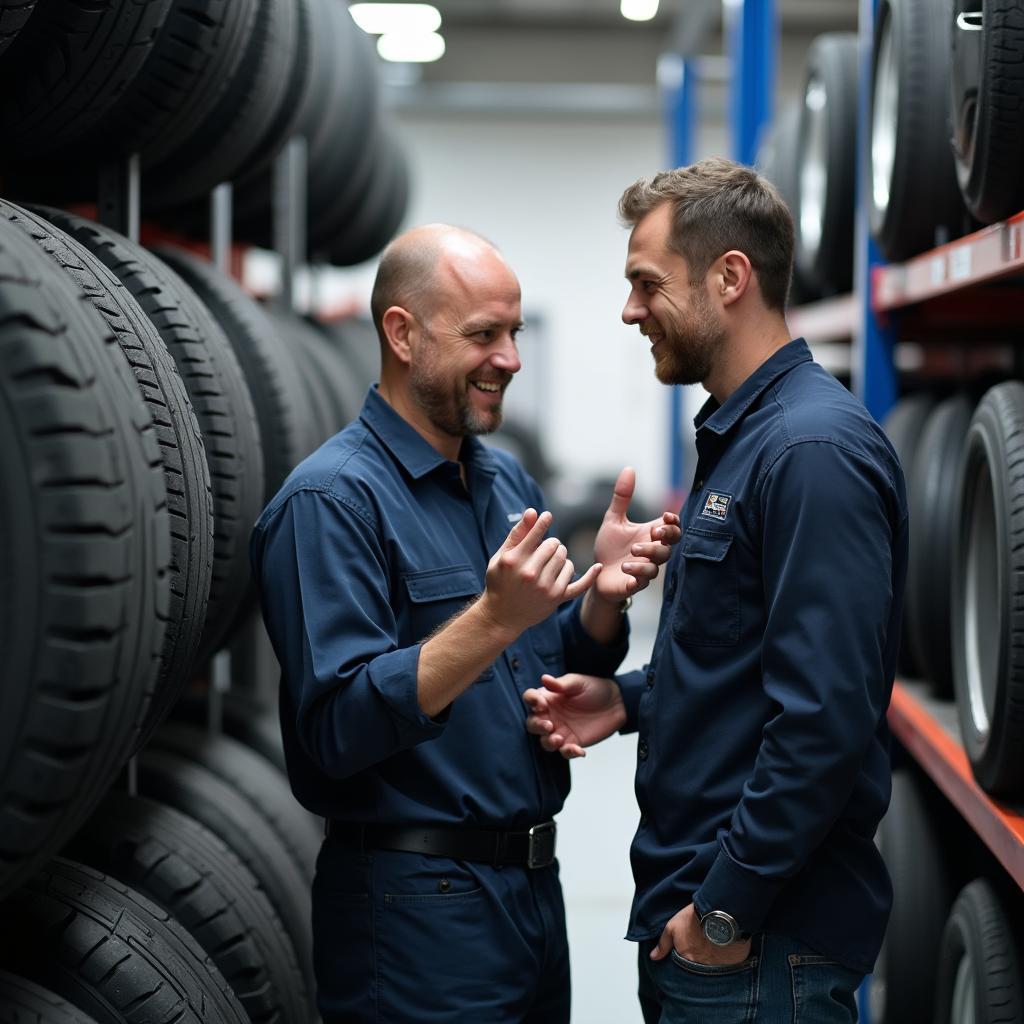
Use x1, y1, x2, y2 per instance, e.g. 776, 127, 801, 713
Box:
888, 683, 1024, 889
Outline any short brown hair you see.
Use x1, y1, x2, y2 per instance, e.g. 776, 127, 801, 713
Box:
618, 157, 794, 311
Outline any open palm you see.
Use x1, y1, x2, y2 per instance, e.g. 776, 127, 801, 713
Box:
523, 673, 627, 758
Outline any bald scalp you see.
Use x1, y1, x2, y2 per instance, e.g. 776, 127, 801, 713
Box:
370, 224, 501, 346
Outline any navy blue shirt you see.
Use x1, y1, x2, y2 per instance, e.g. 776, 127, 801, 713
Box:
619, 339, 908, 974
250, 386, 628, 829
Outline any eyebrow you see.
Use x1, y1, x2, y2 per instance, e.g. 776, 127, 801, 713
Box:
462, 319, 525, 333
626, 266, 656, 282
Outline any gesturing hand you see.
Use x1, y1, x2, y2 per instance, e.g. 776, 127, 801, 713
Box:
523, 673, 626, 759
593, 467, 681, 603
479, 509, 602, 639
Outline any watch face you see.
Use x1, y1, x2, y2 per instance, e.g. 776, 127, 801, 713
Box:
703, 912, 736, 946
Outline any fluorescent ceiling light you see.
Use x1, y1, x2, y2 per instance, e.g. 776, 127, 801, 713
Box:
377, 30, 446, 62
620, 0, 659, 20
350, 3, 441, 35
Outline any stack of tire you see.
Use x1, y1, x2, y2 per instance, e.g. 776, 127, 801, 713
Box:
874, 381, 1024, 1023
0, 0, 409, 263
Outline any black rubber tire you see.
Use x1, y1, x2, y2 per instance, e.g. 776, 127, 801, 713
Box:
1, 200, 214, 736
949, 0, 1024, 223
0, 0, 172, 158
37, 213, 264, 668
142, 0, 301, 209
756, 99, 819, 306
952, 381, 1024, 795
881, 393, 937, 679
153, 245, 309, 504
313, 316, 379, 395
0, 0, 37, 58
64, 791, 313, 1024
135, 746, 316, 997
0, 218, 169, 902
0, 971, 100, 1024
905, 393, 974, 698
934, 878, 1023, 1024
171, 689, 287, 773
152, 722, 321, 884
870, 769, 956, 1024
869, 0, 967, 260
795, 33, 859, 296
0, 858, 248, 1024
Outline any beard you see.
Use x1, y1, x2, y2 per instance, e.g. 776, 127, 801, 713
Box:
409, 333, 506, 437
651, 284, 726, 386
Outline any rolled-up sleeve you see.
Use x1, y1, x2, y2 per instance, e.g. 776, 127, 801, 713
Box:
694, 440, 899, 932
254, 489, 446, 781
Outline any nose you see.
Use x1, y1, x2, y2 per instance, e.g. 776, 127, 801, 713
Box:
491, 334, 522, 375
622, 291, 646, 326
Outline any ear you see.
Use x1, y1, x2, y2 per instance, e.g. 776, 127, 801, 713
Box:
381, 306, 416, 366
716, 250, 753, 307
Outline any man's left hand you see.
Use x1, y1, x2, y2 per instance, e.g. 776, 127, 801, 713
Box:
650, 904, 752, 966
592, 467, 681, 603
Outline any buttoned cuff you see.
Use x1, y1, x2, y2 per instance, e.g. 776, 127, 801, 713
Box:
367, 644, 449, 741
615, 669, 645, 734
560, 597, 630, 677
693, 841, 786, 935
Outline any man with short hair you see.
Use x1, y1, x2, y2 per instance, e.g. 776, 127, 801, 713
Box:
525, 158, 908, 1023
251, 223, 680, 1023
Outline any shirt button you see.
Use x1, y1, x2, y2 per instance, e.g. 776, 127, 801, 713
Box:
638, 739, 649, 760
438, 879, 451, 893
510, 655, 521, 671
645, 669, 655, 688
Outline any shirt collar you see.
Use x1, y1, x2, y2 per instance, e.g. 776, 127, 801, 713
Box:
694, 337, 812, 437
359, 385, 499, 481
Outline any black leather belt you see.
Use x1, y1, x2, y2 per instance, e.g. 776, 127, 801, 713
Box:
324, 819, 557, 869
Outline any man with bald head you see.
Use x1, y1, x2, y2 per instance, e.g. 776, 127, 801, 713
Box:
251, 224, 680, 1022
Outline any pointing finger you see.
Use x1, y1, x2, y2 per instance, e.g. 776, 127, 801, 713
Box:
500, 508, 538, 552
606, 466, 636, 521
564, 562, 602, 600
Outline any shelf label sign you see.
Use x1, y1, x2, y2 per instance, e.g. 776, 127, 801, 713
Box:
949, 246, 972, 282
929, 256, 946, 287
1010, 223, 1024, 263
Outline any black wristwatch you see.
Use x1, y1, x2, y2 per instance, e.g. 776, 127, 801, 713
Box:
700, 909, 749, 946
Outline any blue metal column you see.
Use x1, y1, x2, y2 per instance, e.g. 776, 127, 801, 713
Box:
728, 0, 776, 165
661, 55, 698, 501
853, 0, 898, 421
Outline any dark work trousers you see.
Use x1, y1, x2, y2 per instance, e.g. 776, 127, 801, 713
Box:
312, 836, 571, 1023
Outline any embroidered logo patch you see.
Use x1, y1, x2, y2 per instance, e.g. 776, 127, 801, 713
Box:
700, 491, 732, 521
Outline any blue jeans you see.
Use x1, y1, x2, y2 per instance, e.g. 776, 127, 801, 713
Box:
312, 838, 570, 1023
638, 933, 863, 1024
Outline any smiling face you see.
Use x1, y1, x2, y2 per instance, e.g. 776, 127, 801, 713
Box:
621, 201, 726, 386
408, 242, 523, 438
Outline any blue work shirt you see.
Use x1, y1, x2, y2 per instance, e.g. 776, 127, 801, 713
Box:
250, 386, 627, 829
619, 339, 908, 975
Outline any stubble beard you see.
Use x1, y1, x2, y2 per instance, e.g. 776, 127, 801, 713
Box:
653, 285, 726, 387
409, 344, 504, 438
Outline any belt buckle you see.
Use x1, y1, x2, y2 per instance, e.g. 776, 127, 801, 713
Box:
527, 822, 556, 869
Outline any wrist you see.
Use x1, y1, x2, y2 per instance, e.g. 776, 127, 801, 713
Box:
473, 592, 521, 647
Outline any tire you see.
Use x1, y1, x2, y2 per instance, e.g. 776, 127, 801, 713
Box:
0, 858, 248, 1024
881, 393, 937, 679
37, 213, 264, 668
870, 769, 955, 1024
0, 217, 169, 902
171, 690, 287, 772
0, 971, 100, 1024
153, 245, 309, 504
135, 747, 317, 996
934, 878, 1023, 1024
1, 200, 214, 735
869, 0, 967, 260
313, 316, 379, 396
0, 0, 172, 158
0, 0, 37, 58
795, 33, 859, 296
952, 382, 1024, 795
905, 393, 974, 697
949, 0, 1024, 223
64, 791, 313, 1024
756, 99, 819, 306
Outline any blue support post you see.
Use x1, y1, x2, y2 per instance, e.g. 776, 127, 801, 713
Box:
853, 0, 899, 420
728, 0, 776, 165
661, 54, 698, 501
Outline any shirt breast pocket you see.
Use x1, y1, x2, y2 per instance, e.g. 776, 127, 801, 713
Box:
671, 529, 740, 647
402, 565, 495, 679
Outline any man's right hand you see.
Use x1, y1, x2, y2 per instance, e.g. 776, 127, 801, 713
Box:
523, 673, 626, 758
478, 509, 602, 640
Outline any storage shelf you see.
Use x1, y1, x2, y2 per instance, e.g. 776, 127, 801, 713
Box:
873, 211, 1024, 312
888, 681, 1024, 889
788, 293, 857, 344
